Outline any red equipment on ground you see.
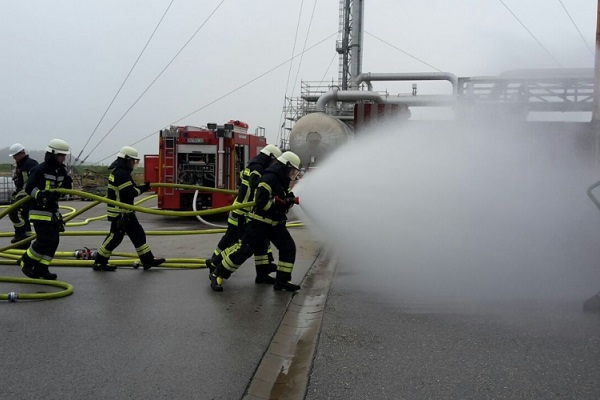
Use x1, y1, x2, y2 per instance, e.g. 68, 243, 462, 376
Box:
144, 120, 267, 211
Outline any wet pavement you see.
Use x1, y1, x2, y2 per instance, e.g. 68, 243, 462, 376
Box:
1, 197, 600, 399
0, 197, 322, 400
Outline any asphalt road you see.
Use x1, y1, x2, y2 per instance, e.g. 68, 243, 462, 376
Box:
1, 197, 599, 399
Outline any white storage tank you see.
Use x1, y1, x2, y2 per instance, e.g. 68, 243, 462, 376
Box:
289, 112, 353, 168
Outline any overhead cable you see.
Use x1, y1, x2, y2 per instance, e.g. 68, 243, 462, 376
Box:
365, 31, 442, 72
82, 0, 226, 165
74, 0, 175, 167
497, 0, 563, 67
92, 32, 338, 165
557, 0, 594, 58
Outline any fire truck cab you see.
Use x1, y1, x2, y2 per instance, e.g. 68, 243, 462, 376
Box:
144, 120, 267, 211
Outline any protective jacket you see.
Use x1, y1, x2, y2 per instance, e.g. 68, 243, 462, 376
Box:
106, 158, 149, 220
231, 152, 272, 216
12, 155, 38, 197
248, 162, 293, 225
26, 155, 72, 222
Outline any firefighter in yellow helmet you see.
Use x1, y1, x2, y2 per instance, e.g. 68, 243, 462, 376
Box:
205, 144, 282, 283
210, 151, 302, 292
92, 146, 165, 271
20, 139, 72, 280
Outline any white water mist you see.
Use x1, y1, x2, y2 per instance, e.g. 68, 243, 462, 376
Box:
293, 119, 600, 303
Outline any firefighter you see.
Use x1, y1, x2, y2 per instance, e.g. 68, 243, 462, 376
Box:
20, 139, 72, 280
8, 143, 38, 246
205, 144, 282, 283
210, 151, 302, 292
93, 146, 165, 271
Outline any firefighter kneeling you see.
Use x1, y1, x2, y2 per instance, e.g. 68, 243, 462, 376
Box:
210, 151, 302, 292
93, 146, 165, 271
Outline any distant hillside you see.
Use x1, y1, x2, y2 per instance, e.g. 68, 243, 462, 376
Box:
0, 147, 110, 169
0, 147, 49, 165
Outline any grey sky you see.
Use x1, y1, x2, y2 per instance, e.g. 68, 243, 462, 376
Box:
0, 0, 595, 164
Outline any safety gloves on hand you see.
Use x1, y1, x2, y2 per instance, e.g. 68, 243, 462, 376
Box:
139, 182, 151, 193
274, 195, 299, 210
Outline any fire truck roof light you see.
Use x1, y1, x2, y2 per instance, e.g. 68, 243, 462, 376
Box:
207, 123, 217, 130
223, 123, 234, 131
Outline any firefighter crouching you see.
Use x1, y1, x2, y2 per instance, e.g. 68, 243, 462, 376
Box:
206, 144, 282, 283
93, 146, 165, 271
20, 139, 72, 280
8, 143, 38, 246
210, 151, 302, 292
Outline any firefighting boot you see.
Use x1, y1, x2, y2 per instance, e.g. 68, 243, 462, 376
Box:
140, 254, 166, 270
92, 254, 116, 271
273, 271, 300, 292
36, 263, 57, 280
210, 263, 232, 292
254, 264, 276, 284
205, 257, 216, 279
11, 231, 31, 249
206, 253, 224, 278
20, 254, 40, 279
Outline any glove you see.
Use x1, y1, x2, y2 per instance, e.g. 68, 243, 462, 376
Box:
286, 195, 299, 206
274, 195, 299, 210
63, 175, 73, 189
140, 182, 151, 193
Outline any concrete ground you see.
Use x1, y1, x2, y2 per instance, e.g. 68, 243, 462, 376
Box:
1, 196, 599, 400
0, 197, 322, 400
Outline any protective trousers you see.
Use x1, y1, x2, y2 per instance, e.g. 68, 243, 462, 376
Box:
22, 219, 60, 268
214, 212, 247, 255
221, 220, 296, 276
95, 213, 154, 265
211, 213, 273, 269
8, 194, 31, 237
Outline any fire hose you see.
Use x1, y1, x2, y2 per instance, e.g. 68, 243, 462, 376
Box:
0, 183, 303, 301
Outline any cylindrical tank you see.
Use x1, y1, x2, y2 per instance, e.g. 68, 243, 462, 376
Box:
289, 112, 353, 167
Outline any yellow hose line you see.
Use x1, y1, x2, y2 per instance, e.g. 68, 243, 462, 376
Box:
45, 188, 254, 217
0, 250, 205, 265
0, 200, 103, 254
65, 194, 157, 227
0, 277, 74, 301
0, 195, 29, 220
152, 182, 237, 195
0, 260, 203, 269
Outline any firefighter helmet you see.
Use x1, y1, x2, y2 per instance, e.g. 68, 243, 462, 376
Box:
118, 146, 140, 160
46, 139, 70, 155
9, 143, 26, 156
277, 151, 301, 170
260, 144, 282, 158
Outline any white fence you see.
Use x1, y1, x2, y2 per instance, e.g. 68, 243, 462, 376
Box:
0, 176, 15, 204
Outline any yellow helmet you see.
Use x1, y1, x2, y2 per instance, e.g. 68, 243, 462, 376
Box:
260, 144, 282, 158
46, 139, 70, 155
118, 146, 140, 160
277, 151, 301, 170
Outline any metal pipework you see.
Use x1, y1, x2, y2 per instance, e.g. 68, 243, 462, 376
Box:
315, 88, 456, 112
350, 72, 459, 93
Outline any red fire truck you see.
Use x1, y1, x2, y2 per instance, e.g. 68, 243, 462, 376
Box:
144, 120, 267, 211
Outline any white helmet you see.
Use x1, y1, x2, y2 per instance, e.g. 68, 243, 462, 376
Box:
9, 143, 26, 157
46, 139, 70, 155
118, 146, 140, 160
277, 151, 301, 170
260, 144, 282, 158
